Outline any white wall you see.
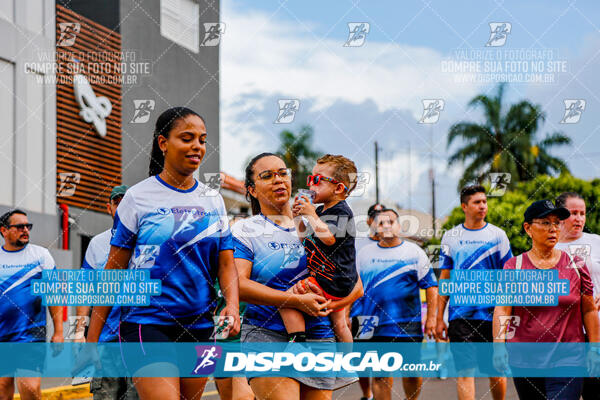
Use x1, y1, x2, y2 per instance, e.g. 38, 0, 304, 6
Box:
0, 0, 56, 215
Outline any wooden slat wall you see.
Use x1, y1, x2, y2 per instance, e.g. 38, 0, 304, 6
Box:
56, 5, 122, 213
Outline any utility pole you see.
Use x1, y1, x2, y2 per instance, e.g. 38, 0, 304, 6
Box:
375, 141, 380, 204
429, 128, 436, 236
407, 142, 412, 213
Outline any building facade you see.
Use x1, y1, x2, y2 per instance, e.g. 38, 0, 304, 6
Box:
0, 0, 223, 270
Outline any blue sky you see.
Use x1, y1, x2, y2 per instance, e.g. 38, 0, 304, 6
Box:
220, 0, 600, 217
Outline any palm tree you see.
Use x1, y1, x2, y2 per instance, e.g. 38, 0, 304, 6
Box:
276, 125, 322, 193
447, 83, 571, 189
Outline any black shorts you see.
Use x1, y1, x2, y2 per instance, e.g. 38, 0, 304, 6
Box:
356, 336, 423, 343
356, 336, 423, 365
448, 319, 496, 374
119, 322, 213, 376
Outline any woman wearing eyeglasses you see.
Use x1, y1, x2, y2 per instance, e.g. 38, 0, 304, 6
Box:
233, 152, 353, 399
493, 200, 600, 400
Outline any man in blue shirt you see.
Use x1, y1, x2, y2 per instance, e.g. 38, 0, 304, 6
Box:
0, 209, 63, 400
436, 185, 512, 400
352, 208, 438, 400
75, 185, 138, 400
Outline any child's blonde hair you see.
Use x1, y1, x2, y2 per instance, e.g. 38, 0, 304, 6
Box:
316, 154, 358, 196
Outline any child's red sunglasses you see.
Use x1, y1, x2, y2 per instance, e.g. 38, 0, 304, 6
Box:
306, 174, 348, 191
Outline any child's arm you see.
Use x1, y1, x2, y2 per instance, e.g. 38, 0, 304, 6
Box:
292, 208, 310, 240
293, 196, 335, 246
324, 277, 364, 311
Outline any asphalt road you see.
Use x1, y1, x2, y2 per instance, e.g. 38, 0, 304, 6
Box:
36, 376, 519, 399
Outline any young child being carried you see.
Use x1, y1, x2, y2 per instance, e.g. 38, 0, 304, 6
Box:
283, 154, 360, 343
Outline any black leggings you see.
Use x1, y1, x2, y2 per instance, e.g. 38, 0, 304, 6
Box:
513, 377, 583, 400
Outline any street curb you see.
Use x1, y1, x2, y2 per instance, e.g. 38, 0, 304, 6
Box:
14, 384, 91, 400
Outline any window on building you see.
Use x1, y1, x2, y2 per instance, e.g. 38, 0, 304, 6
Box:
160, 0, 199, 53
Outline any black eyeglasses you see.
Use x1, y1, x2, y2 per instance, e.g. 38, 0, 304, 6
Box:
7, 223, 33, 231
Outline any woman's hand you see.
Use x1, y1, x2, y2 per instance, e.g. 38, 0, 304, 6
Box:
425, 316, 436, 340
435, 319, 448, 341
294, 291, 331, 317
218, 303, 241, 338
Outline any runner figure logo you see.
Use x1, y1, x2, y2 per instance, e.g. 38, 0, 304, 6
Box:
275, 100, 300, 124
67, 316, 89, 340
426, 245, 449, 269
495, 315, 520, 340
57, 22, 80, 47
201, 23, 226, 46
192, 345, 222, 375
354, 316, 379, 340
487, 173, 511, 196
486, 22, 511, 47
348, 172, 370, 197
204, 173, 224, 192
58, 172, 81, 197
419, 99, 444, 124
131, 100, 156, 123
344, 23, 370, 47
560, 99, 586, 124
568, 244, 591, 269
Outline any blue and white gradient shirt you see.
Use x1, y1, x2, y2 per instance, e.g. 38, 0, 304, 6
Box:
440, 222, 513, 321
232, 214, 333, 338
0, 244, 56, 342
351, 241, 437, 338
81, 229, 120, 342
110, 175, 233, 329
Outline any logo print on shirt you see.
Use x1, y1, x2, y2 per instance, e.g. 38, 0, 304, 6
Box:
157, 208, 171, 215
192, 345, 222, 375
171, 207, 223, 255
282, 246, 302, 268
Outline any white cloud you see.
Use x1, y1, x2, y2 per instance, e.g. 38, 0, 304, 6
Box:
220, 2, 480, 118
218, 1, 482, 211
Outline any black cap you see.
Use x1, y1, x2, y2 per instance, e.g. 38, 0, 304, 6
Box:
368, 203, 386, 219
524, 200, 570, 223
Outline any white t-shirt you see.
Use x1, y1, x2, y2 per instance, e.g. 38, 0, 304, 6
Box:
556, 232, 600, 298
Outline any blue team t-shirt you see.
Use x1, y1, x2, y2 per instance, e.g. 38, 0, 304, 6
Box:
351, 241, 437, 338
440, 223, 513, 321
110, 175, 233, 329
0, 244, 56, 342
81, 229, 121, 342
232, 214, 333, 339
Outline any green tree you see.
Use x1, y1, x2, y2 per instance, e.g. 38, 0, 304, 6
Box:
276, 125, 322, 193
435, 173, 600, 255
447, 83, 572, 189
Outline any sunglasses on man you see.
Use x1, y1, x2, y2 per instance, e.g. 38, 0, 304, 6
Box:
6, 223, 33, 231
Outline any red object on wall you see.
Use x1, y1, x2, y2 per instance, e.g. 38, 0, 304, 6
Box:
59, 204, 69, 250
